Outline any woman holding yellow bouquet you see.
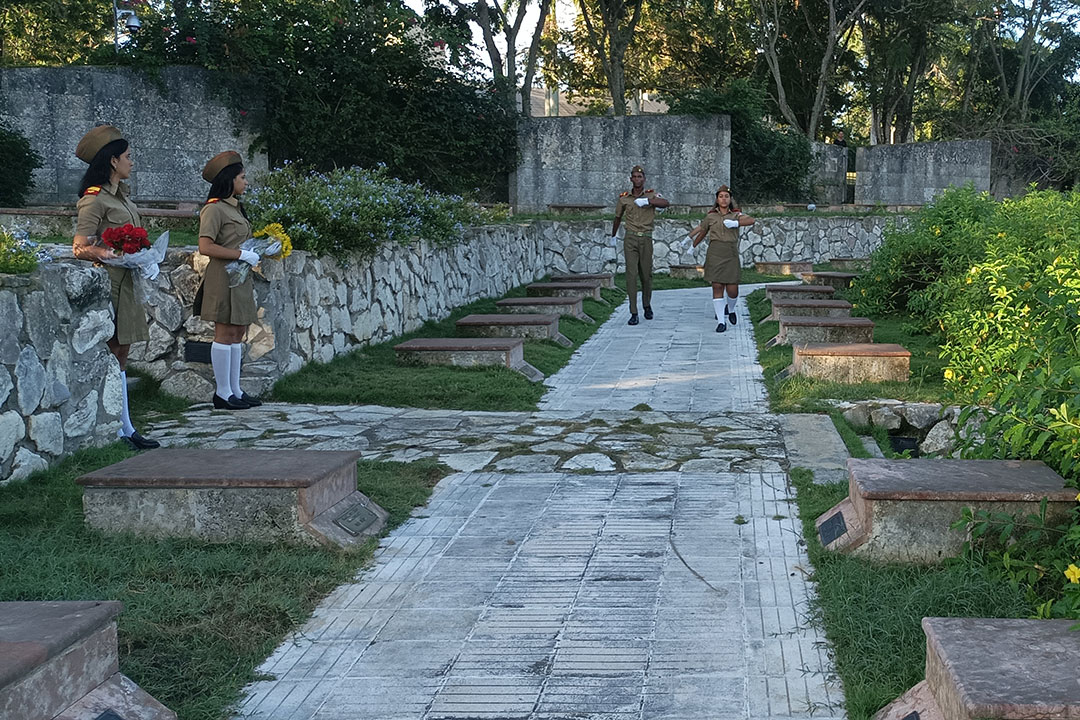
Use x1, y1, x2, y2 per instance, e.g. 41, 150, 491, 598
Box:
194, 151, 262, 410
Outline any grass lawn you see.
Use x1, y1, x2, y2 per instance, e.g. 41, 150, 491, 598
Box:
747, 288, 948, 412
0, 448, 449, 720
273, 281, 624, 411
615, 268, 794, 292
789, 468, 1031, 720
38, 229, 201, 248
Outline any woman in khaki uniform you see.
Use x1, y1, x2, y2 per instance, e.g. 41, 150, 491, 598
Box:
72, 125, 159, 449
689, 185, 755, 333
194, 151, 261, 410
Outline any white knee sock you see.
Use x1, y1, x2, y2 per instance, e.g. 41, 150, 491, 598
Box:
117, 371, 136, 437
712, 298, 726, 321
725, 291, 737, 314
211, 342, 232, 399
230, 343, 245, 398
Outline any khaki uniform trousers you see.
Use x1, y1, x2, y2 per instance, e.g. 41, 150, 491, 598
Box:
623, 232, 653, 314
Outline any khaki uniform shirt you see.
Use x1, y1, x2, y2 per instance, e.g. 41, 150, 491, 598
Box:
196, 197, 257, 325
74, 181, 149, 344
616, 189, 661, 237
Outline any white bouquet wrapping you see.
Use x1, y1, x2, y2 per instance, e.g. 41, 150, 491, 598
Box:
225, 237, 284, 288
100, 231, 170, 304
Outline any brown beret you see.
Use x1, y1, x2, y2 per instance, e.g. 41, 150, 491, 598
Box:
75, 125, 124, 164
202, 151, 243, 182
631, 165, 645, 174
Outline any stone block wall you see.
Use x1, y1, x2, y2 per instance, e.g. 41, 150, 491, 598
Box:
511, 116, 730, 212
810, 142, 849, 205
855, 140, 991, 205
0, 265, 123, 484
0, 66, 267, 206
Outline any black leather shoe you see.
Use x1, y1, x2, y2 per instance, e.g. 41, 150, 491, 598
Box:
213, 393, 250, 410
644, 307, 654, 320
124, 431, 160, 450
716, 322, 727, 333
628, 314, 640, 325
240, 392, 262, 407
728, 311, 737, 326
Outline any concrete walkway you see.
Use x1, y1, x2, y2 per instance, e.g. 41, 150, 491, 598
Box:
193, 287, 846, 720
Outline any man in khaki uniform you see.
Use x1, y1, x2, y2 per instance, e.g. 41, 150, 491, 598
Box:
612, 165, 669, 325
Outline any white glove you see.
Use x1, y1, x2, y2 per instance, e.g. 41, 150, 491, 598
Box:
239, 249, 260, 266
723, 218, 740, 229
610, 235, 619, 246
142, 263, 160, 281
683, 236, 694, 249
634, 197, 650, 207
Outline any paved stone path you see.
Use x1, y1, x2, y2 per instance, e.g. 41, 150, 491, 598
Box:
143, 286, 844, 719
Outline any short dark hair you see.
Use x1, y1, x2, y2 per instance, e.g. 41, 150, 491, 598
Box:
207, 162, 248, 218
78, 139, 128, 197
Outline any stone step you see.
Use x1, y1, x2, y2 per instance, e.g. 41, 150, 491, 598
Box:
77, 449, 384, 547
791, 342, 910, 382
0, 601, 175, 720
526, 281, 603, 302
829, 257, 870, 271
495, 296, 593, 322
767, 298, 853, 321
549, 273, 615, 288
668, 264, 704, 279
754, 260, 812, 275
803, 270, 859, 289
773, 316, 874, 346
394, 337, 544, 382
815, 458, 1074, 563
764, 284, 836, 301
456, 314, 571, 347
874, 617, 1080, 720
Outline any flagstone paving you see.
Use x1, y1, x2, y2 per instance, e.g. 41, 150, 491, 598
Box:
143, 286, 844, 719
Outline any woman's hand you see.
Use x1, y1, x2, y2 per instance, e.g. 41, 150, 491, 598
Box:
238, 249, 260, 266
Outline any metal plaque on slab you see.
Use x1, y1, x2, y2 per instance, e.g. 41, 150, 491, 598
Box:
818, 511, 848, 547
335, 502, 380, 536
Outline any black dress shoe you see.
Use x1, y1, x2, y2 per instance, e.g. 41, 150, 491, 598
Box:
628, 314, 640, 325
716, 322, 727, 333
213, 393, 250, 410
644, 306, 654, 320
124, 431, 160, 450
240, 392, 262, 407
728, 311, 737, 326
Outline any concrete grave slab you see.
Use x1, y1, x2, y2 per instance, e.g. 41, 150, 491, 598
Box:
767, 298, 853, 321
765, 284, 836, 301
754, 261, 812, 276
792, 343, 910, 383
549, 273, 615, 288
394, 337, 545, 381
775, 316, 874, 346
496, 296, 593, 322
802, 271, 859, 289
816, 458, 1075, 563
77, 449, 385, 547
829, 257, 870, 271
456, 313, 571, 347
668, 264, 704, 279
526, 281, 603, 302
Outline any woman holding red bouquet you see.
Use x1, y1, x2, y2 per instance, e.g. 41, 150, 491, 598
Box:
71, 125, 159, 449
193, 151, 261, 410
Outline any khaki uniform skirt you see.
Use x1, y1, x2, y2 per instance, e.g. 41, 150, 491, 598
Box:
194, 260, 257, 325
107, 266, 151, 345
703, 212, 742, 284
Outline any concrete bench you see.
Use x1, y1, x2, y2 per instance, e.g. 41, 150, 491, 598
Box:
495, 296, 593, 322
456, 313, 571, 347
815, 458, 1075, 563
764, 284, 836, 301
767, 298, 853, 321
792, 342, 909, 383
754, 261, 812, 276
668, 264, 704, 280
526, 281, 603, 302
549, 273, 615, 288
829, 257, 870, 271
803, 271, 859, 289
876, 617, 1080, 720
77, 450, 385, 548
0, 601, 175, 720
394, 337, 543, 381
773, 316, 874, 346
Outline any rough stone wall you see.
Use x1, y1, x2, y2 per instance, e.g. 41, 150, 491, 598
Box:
855, 140, 991, 205
511, 116, 731, 212
810, 142, 849, 205
0, 66, 267, 206
1, 264, 123, 484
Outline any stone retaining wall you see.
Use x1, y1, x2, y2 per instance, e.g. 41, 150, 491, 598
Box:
1, 265, 122, 483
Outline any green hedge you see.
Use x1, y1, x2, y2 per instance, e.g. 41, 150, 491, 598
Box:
0, 122, 41, 208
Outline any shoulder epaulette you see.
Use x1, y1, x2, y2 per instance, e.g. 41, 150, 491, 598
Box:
646, 189, 655, 193
84, 186, 101, 196
619, 191, 629, 197
206, 198, 220, 204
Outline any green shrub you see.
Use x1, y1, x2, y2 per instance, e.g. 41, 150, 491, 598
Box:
0, 228, 38, 274
246, 164, 494, 257
665, 80, 812, 203
0, 122, 42, 208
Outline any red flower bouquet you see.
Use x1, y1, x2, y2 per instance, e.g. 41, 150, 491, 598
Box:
101, 224, 150, 255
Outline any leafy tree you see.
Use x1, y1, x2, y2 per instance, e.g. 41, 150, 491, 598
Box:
0, 121, 42, 207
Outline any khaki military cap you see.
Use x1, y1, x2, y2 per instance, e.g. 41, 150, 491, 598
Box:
75, 125, 124, 164
202, 151, 243, 182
